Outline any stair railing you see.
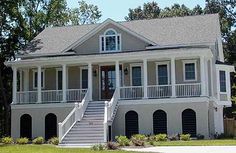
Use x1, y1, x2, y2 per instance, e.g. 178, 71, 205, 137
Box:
58, 89, 90, 143
104, 88, 119, 142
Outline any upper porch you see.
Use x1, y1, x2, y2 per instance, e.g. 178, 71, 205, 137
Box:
9, 48, 215, 105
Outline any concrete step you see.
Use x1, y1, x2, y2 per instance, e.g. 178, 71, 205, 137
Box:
61, 140, 104, 144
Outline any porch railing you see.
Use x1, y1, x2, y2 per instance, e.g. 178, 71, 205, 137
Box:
66, 89, 87, 102
176, 83, 201, 97
120, 86, 143, 100
58, 89, 90, 143
16, 91, 37, 104
41, 90, 62, 103
147, 85, 172, 98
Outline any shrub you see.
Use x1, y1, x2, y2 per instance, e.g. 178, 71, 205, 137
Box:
106, 141, 119, 150
154, 134, 167, 141
115, 136, 130, 146
91, 144, 106, 151
180, 134, 191, 141
16, 137, 29, 145
1, 137, 13, 144
196, 134, 204, 140
32, 137, 44, 144
214, 133, 233, 139
149, 140, 155, 146
168, 134, 180, 141
131, 134, 146, 146
48, 137, 59, 145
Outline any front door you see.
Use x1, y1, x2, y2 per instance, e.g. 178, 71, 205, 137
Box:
101, 66, 116, 100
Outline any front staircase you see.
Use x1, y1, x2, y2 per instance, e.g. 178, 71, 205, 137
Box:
60, 101, 105, 146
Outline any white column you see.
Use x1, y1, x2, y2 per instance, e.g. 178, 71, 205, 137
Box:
200, 56, 206, 96
62, 64, 67, 102
88, 63, 92, 101
171, 58, 176, 97
205, 59, 209, 96
37, 66, 42, 103
12, 67, 17, 104
115, 61, 120, 98
143, 59, 148, 99
226, 71, 231, 101
19, 70, 23, 91
23, 69, 29, 91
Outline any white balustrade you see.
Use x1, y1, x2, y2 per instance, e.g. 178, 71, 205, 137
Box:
176, 83, 201, 97
41, 90, 62, 103
147, 85, 172, 98
120, 86, 143, 100
16, 91, 37, 104
58, 89, 90, 143
66, 89, 87, 102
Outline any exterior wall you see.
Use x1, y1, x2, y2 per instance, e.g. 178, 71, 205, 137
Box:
74, 23, 148, 55
112, 101, 209, 139
68, 66, 80, 89
11, 105, 73, 139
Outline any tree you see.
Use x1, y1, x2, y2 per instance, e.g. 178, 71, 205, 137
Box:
69, 0, 102, 25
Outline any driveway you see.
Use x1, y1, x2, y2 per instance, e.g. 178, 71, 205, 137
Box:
122, 146, 236, 153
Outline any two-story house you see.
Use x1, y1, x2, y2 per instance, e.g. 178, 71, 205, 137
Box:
5, 14, 235, 146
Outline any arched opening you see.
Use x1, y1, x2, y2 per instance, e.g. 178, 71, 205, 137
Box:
45, 113, 57, 140
20, 114, 32, 139
125, 111, 139, 138
153, 110, 167, 134
182, 109, 196, 137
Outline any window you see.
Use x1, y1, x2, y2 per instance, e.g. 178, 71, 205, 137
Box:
80, 68, 88, 89
56, 70, 62, 90
219, 70, 226, 92
33, 70, 45, 89
183, 60, 197, 81
156, 62, 169, 85
131, 64, 142, 86
100, 29, 121, 52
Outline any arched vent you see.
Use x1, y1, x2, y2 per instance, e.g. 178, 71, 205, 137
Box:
125, 111, 139, 138
182, 109, 196, 137
20, 114, 32, 139
153, 110, 167, 134
45, 113, 57, 140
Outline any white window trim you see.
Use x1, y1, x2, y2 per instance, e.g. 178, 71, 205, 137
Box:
99, 28, 121, 53
130, 63, 143, 86
32, 69, 45, 89
182, 60, 197, 82
56, 68, 62, 90
80, 66, 88, 89
155, 61, 170, 85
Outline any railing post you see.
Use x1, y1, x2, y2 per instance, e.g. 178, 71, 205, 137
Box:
74, 102, 80, 121
171, 58, 176, 97
62, 64, 67, 103
104, 101, 108, 143
12, 67, 17, 104
37, 66, 42, 103
58, 122, 63, 143
143, 59, 148, 99
200, 56, 206, 96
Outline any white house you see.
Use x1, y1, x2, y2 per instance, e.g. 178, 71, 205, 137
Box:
6, 14, 235, 146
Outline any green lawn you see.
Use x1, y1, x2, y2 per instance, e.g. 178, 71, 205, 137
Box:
151, 139, 236, 146
0, 144, 134, 153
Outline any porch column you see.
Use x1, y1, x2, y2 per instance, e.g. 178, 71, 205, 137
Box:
88, 63, 92, 101
19, 70, 23, 91
115, 61, 120, 98
143, 59, 148, 99
37, 66, 42, 103
62, 64, 67, 102
23, 69, 29, 91
12, 67, 17, 104
171, 57, 176, 97
226, 70, 231, 101
200, 56, 206, 96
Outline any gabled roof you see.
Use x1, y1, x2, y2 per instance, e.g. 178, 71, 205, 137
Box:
22, 14, 221, 55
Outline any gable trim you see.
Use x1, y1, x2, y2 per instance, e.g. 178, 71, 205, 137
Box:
62, 18, 157, 53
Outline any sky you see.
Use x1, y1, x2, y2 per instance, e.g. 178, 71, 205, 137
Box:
67, 0, 206, 22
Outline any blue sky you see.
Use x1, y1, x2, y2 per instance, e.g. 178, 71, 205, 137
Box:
67, 0, 205, 22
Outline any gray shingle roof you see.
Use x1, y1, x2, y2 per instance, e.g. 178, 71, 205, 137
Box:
23, 14, 221, 55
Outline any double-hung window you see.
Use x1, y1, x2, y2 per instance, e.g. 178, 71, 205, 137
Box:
81, 68, 88, 89
131, 64, 142, 86
183, 60, 197, 81
156, 62, 169, 85
33, 70, 45, 89
219, 70, 226, 92
56, 69, 62, 90
100, 29, 121, 52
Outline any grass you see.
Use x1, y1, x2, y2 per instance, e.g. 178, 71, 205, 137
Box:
0, 144, 136, 153
151, 139, 236, 146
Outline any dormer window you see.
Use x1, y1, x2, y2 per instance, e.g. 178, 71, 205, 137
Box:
100, 29, 121, 52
